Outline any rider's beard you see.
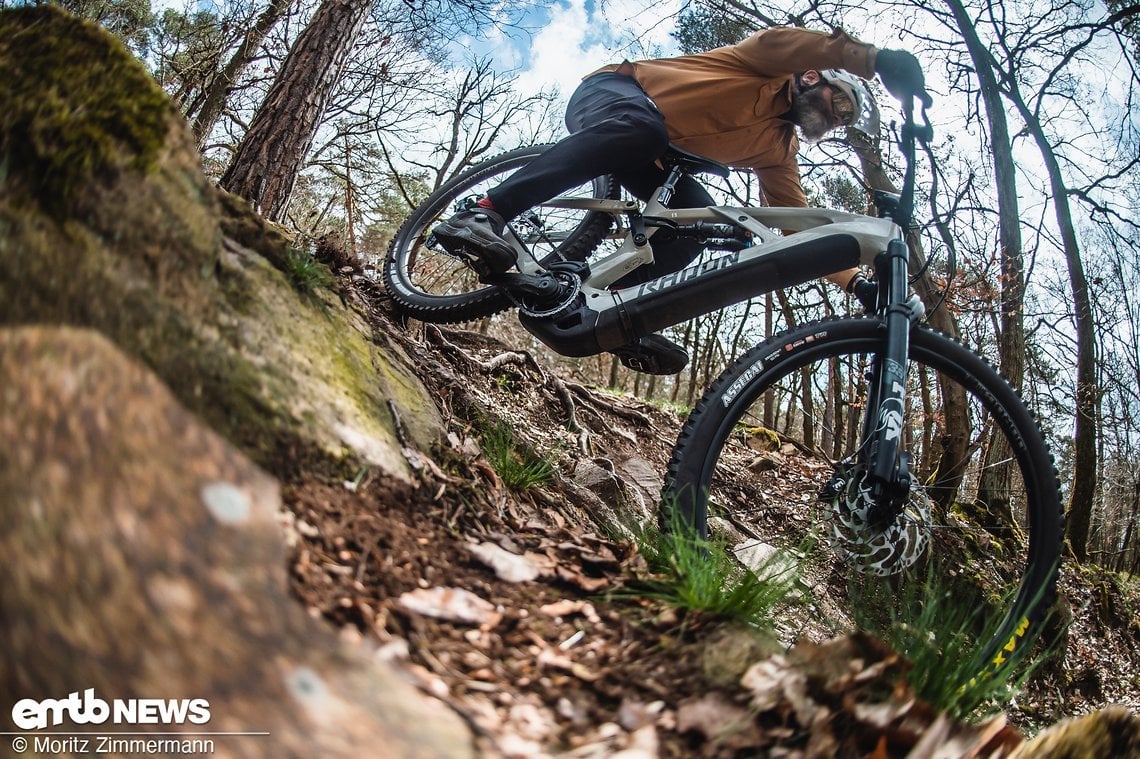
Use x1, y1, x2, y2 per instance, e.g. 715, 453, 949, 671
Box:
789, 83, 833, 144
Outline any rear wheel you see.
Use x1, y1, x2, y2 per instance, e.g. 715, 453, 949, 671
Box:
664, 317, 1062, 678
384, 144, 618, 323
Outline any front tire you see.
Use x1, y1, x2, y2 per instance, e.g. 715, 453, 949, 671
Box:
663, 317, 1061, 676
383, 144, 618, 324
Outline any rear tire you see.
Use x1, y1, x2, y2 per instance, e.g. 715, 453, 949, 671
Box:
384, 144, 618, 324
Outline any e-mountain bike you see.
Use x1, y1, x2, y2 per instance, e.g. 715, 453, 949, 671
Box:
384, 88, 1062, 670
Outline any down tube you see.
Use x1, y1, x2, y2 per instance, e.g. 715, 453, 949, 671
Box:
521, 234, 862, 356
594, 234, 862, 351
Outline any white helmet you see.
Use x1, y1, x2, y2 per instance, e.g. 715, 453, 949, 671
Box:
820, 69, 880, 136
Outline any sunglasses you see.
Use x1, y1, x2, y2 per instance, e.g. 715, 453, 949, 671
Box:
831, 87, 856, 126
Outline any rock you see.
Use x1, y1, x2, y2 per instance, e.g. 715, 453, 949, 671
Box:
734, 541, 799, 585
699, 625, 783, 689
0, 327, 472, 757
572, 457, 648, 518
747, 453, 780, 472
1009, 705, 1140, 758
615, 455, 663, 504
0, 5, 442, 482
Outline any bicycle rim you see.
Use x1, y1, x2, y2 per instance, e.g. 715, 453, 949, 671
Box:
664, 317, 1061, 675
383, 145, 617, 323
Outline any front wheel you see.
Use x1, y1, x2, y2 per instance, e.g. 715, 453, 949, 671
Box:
663, 317, 1061, 682
383, 144, 618, 324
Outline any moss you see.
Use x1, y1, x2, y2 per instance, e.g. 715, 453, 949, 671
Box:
0, 7, 443, 484
742, 425, 780, 452
217, 191, 294, 270
0, 6, 172, 216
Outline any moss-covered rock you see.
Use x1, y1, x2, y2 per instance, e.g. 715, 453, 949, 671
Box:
0, 6, 171, 216
1009, 704, 1140, 758
0, 5, 443, 481
743, 425, 781, 452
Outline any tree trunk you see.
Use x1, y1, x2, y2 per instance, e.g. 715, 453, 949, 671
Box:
919, 365, 935, 482
1051, 166, 1098, 563
821, 355, 836, 457
947, 0, 1025, 526
994, 74, 1099, 562
192, 0, 292, 147
1118, 482, 1139, 571
220, 0, 372, 220
685, 319, 704, 408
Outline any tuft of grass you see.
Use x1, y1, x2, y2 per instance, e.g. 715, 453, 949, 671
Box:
849, 563, 1058, 719
481, 423, 555, 491
625, 506, 802, 629
282, 246, 335, 293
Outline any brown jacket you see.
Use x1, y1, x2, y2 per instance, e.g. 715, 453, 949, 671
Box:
597, 27, 877, 208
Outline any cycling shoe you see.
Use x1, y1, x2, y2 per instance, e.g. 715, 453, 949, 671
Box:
432, 209, 517, 279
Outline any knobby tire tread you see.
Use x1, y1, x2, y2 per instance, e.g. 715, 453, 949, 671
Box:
384, 145, 617, 324
663, 316, 1062, 666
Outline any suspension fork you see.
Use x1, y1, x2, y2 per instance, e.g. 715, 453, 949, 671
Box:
858, 236, 914, 518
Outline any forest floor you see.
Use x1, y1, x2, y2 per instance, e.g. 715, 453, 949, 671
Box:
284, 275, 1140, 758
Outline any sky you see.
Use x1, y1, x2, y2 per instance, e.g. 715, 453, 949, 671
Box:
454, 0, 685, 101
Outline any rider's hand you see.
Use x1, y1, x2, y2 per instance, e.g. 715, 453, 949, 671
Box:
874, 49, 932, 106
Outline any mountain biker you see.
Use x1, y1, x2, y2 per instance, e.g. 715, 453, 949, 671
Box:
433, 26, 928, 374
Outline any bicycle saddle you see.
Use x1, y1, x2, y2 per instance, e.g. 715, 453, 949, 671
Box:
661, 145, 731, 178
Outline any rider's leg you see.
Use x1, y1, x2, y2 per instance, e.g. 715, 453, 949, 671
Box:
432, 73, 668, 275
489, 73, 668, 218
434, 73, 688, 375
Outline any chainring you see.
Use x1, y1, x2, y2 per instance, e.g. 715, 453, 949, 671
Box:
506, 270, 582, 318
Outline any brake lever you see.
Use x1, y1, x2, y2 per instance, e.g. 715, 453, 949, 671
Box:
900, 96, 934, 146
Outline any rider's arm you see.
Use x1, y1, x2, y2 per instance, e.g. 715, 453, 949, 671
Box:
731, 27, 877, 80
754, 161, 807, 209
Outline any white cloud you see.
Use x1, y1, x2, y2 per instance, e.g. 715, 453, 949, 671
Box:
512, 0, 684, 101
513, 0, 607, 98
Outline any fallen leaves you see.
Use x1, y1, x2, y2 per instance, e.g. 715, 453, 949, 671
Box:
466, 541, 546, 583
731, 632, 1027, 758
397, 586, 502, 629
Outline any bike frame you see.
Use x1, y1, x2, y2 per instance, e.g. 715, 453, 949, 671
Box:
516, 201, 898, 354
512, 96, 929, 505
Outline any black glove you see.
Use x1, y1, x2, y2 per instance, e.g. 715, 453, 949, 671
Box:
874, 49, 932, 106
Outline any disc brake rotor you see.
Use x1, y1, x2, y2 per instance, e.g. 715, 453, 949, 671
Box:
828, 469, 932, 576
